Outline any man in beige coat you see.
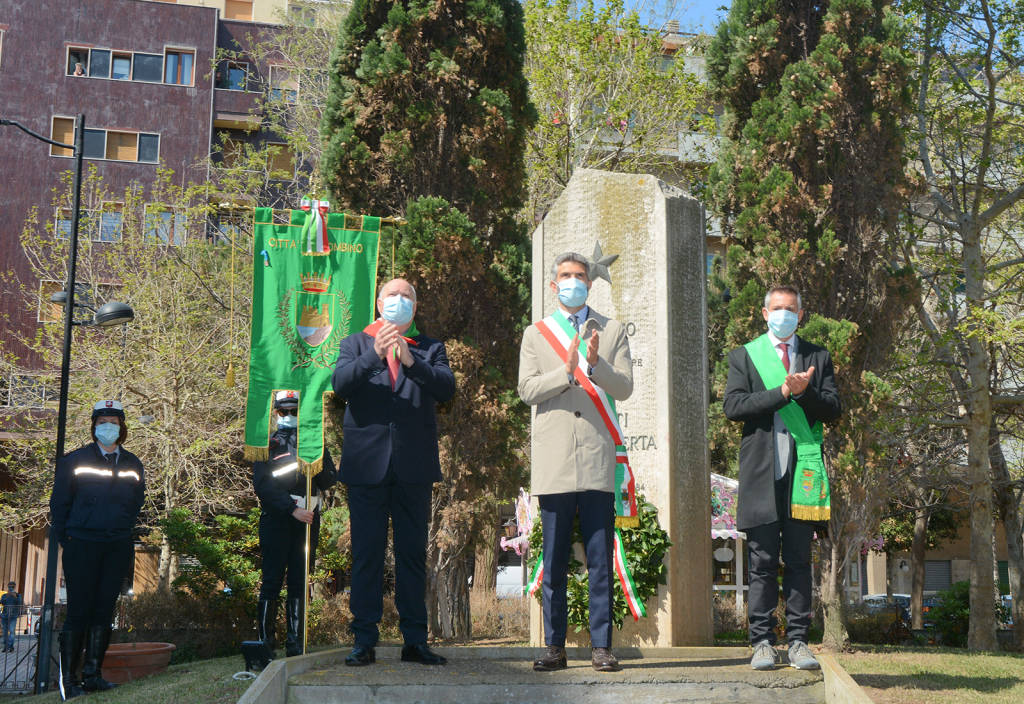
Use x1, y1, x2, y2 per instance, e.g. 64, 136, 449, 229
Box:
518, 251, 633, 673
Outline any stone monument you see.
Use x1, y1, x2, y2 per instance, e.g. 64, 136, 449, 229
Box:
528, 168, 713, 647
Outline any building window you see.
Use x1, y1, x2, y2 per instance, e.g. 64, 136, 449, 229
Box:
133, 53, 164, 82
89, 49, 111, 78
67, 46, 89, 76
144, 206, 187, 246
55, 202, 124, 243
288, 1, 320, 26
0, 372, 53, 408
269, 65, 298, 103
38, 280, 65, 323
111, 52, 132, 80
267, 143, 295, 180
216, 61, 248, 90
50, 116, 75, 157
225, 0, 254, 21
164, 50, 194, 86
51, 119, 160, 164
210, 209, 249, 244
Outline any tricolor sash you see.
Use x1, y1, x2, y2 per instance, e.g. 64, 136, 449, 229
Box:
300, 198, 330, 255
744, 334, 831, 521
530, 309, 647, 620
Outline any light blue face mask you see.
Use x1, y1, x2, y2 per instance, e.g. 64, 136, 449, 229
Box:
557, 278, 589, 308
380, 294, 415, 326
95, 422, 120, 447
767, 309, 799, 339
277, 413, 297, 429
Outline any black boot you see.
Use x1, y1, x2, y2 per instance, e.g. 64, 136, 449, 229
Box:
285, 597, 303, 657
58, 630, 85, 701
257, 598, 278, 656
81, 626, 116, 692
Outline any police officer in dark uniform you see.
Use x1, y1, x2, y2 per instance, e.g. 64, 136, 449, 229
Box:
252, 390, 337, 657
49, 399, 145, 701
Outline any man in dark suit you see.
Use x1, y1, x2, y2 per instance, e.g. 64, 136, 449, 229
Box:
332, 278, 455, 667
724, 285, 841, 671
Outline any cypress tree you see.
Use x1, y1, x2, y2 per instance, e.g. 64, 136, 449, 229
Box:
321, 0, 535, 228
707, 0, 915, 648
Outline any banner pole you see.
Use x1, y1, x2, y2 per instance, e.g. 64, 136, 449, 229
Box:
303, 470, 312, 655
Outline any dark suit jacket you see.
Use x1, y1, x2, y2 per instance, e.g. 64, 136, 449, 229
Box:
723, 336, 841, 531
331, 328, 455, 486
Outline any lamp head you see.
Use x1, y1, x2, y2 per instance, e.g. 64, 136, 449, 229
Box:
94, 301, 134, 327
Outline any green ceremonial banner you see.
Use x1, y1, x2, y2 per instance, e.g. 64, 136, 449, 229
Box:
244, 205, 380, 469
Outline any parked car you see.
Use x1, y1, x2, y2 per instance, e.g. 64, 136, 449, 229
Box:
1000, 594, 1013, 627
863, 593, 911, 623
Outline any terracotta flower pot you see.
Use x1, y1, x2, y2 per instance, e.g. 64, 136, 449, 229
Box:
102, 642, 176, 684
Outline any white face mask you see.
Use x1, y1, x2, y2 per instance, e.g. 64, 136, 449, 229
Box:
380, 294, 414, 326
557, 278, 589, 308
767, 309, 799, 339
277, 413, 297, 429
95, 422, 120, 446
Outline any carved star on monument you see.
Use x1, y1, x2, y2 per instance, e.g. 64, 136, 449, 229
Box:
589, 241, 619, 284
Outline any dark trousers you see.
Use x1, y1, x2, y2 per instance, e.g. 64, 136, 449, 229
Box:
346, 480, 431, 648
258, 511, 321, 601
538, 490, 614, 648
745, 475, 815, 645
2, 616, 14, 648
61, 538, 132, 632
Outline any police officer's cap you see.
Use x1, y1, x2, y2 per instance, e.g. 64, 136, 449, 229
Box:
274, 390, 299, 410
91, 399, 125, 421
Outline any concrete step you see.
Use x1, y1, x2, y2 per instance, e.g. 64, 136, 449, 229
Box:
284, 646, 824, 704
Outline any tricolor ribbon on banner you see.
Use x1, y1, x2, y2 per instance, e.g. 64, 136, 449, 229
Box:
526, 550, 544, 597
300, 197, 330, 255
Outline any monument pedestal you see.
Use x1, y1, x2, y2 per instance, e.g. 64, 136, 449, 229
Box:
528, 168, 713, 647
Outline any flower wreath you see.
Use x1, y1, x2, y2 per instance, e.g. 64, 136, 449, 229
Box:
528, 494, 671, 630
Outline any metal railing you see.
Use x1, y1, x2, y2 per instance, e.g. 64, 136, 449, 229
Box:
0, 606, 43, 693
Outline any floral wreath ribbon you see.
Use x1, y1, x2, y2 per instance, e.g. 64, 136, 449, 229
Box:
525, 309, 646, 620
300, 197, 330, 255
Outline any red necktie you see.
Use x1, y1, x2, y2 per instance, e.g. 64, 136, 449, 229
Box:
387, 348, 400, 390
777, 342, 790, 372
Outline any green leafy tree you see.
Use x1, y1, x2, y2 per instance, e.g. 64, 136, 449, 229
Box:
1, 167, 255, 590
898, 0, 1024, 651
321, 0, 535, 638
706, 0, 916, 648
521, 0, 712, 218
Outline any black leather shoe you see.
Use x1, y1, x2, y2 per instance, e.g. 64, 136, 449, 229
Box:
401, 643, 447, 665
344, 646, 375, 666
591, 647, 620, 672
533, 645, 567, 672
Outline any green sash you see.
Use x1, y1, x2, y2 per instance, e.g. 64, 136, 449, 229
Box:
744, 334, 831, 522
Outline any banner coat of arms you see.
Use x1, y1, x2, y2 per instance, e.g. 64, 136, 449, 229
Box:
244, 206, 380, 469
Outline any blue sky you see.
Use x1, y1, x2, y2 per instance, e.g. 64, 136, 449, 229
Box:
677, 0, 730, 33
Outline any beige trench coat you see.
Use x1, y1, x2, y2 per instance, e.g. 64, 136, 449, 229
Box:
517, 308, 633, 495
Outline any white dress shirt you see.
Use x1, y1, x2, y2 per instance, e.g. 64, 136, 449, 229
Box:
767, 331, 797, 480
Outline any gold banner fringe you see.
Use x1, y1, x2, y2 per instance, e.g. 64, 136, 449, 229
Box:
615, 515, 640, 528
244, 445, 269, 461
791, 505, 831, 522
299, 457, 323, 477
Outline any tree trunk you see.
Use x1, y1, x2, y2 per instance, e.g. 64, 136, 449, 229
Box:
990, 432, 1024, 650
963, 225, 997, 651
821, 537, 850, 650
156, 534, 177, 594
431, 546, 472, 640
473, 527, 498, 593
910, 502, 929, 630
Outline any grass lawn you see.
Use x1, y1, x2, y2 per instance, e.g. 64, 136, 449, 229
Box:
836, 645, 1024, 704
13, 653, 255, 704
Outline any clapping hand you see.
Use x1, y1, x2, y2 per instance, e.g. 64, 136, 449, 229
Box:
782, 365, 815, 398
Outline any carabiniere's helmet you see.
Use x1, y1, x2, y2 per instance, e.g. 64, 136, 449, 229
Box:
274, 390, 299, 410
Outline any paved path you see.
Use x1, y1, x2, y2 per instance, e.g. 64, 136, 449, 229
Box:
287, 646, 824, 704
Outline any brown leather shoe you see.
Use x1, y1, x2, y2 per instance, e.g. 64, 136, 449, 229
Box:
533, 645, 567, 671
592, 647, 620, 672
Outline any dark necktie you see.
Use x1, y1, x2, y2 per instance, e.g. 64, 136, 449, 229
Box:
777, 342, 790, 372
570, 314, 580, 333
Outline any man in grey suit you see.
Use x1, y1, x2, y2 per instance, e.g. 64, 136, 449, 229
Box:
518, 252, 633, 673
724, 285, 841, 671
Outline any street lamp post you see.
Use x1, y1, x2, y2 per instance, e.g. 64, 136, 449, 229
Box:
1, 114, 134, 694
